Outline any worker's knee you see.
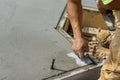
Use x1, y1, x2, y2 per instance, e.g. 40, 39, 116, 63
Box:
99, 70, 120, 80
113, 10, 120, 29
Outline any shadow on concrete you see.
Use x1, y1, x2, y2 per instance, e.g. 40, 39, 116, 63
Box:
62, 66, 101, 80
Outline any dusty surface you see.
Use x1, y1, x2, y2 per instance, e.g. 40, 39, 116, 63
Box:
0, 0, 97, 80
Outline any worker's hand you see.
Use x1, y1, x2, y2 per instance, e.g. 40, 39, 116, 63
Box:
97, 0, 108, 15
72, 38, 89, 58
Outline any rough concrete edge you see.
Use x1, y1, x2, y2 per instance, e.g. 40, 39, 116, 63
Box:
54, 63, 103, 80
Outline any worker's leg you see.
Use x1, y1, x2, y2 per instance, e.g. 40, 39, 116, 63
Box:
98, 10, 120, 80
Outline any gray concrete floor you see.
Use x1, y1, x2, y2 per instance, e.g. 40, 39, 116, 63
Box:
0, 0, 97, 80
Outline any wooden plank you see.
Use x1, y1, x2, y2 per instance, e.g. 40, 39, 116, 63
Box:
82, 9, 109, 30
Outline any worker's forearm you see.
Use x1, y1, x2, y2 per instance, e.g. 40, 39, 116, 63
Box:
67, 0, 83, 40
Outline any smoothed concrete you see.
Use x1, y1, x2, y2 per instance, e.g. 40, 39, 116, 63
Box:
0, 0, 97, 80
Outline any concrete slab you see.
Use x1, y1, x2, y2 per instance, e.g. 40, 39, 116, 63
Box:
82, 0, 97, 9
0, 0, 98, 80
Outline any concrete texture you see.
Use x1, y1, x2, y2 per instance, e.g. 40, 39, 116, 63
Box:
0, 0, 97, 80
82, 0, 97, 8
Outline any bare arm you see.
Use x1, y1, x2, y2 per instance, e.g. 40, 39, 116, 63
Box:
67, 0, 82, 40
67, 0, 88, 58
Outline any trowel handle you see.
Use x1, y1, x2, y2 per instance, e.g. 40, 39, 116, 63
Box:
85, 54, 97, 65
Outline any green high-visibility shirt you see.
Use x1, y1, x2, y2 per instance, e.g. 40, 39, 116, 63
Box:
102, 0, 113, 5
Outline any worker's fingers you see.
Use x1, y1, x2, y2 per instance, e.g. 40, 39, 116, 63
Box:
77, 51, 83, 58
73, 48, 88, 58
76, 50, 85, 58
72, 39, 89, 58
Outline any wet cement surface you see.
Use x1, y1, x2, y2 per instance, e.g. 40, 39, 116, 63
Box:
0, 0, 98, 80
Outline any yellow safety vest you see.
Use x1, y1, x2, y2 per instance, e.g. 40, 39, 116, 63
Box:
102, 0, 113, 5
